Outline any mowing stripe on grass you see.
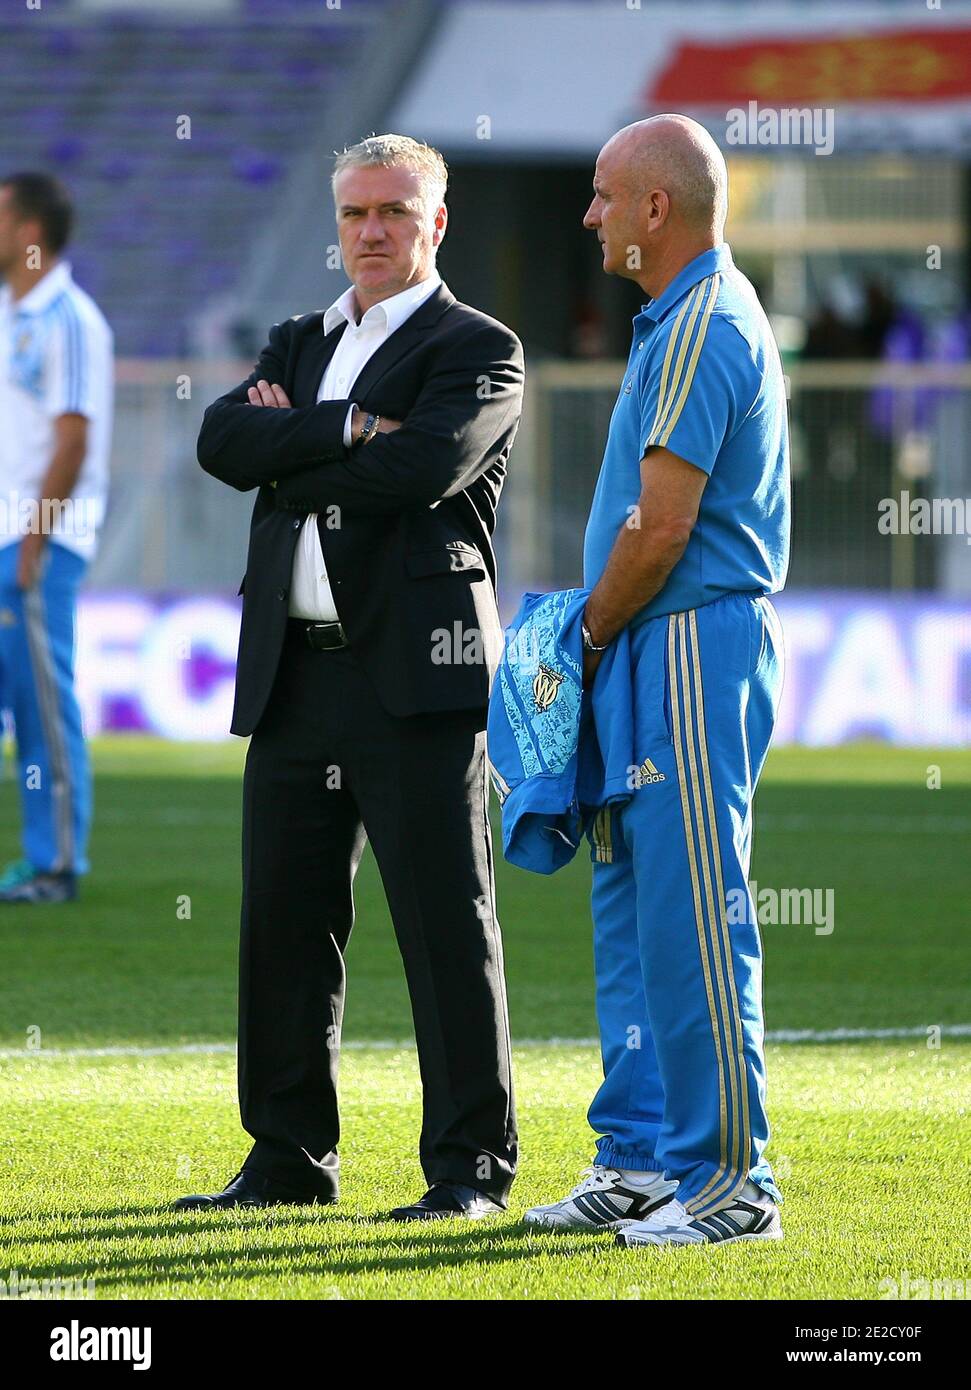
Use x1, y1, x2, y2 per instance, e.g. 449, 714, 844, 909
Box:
761, 814, 971, 834
1, 1023, 969, 1061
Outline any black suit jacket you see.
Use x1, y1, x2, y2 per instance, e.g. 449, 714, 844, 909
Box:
197, 284, 524, 735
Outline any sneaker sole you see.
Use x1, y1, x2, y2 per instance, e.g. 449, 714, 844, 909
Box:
524, 1193, 677, 1233
0, 892, 78, 905
616, 1225, 784, 1248
523, 1212, 632, 1231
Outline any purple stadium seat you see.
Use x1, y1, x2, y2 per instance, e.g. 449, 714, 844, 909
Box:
0, 12, 377, 354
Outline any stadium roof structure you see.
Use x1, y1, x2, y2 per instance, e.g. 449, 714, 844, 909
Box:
389, 0, 971, 158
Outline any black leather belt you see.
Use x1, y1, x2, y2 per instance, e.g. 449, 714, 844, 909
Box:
287, 617, 349, 651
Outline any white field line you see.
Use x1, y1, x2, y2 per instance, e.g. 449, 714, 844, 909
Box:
97, 808, 971, 835
1, 1024, 969, 1062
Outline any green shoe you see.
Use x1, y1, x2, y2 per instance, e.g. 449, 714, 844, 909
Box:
0, 859, 34, 893
0, 866, 78, 904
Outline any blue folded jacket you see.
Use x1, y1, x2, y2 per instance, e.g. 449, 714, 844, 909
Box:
487, 588, 636, 873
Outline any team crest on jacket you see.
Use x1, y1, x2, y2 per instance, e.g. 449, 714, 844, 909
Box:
533, 662, 564, 712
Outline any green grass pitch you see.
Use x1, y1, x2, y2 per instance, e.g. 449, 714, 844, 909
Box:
1, 739, 969, 1300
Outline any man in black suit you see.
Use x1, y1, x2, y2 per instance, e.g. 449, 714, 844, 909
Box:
175, 136, 523, 1220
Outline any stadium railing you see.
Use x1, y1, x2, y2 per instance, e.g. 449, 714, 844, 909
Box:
90, 359, 971, 601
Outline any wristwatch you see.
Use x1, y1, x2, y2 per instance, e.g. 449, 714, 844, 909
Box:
581, 622, 610, 653
355, 411, 381, 446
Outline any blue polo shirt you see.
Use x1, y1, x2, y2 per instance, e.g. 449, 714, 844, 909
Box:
582, 243, 790, 623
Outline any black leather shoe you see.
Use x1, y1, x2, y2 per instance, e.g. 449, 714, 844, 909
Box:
171, 1168, 337, 1211
389, 1182, 503, 1221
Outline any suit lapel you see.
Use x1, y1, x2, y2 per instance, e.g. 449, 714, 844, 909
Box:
291, 314, 345, 406
351, 283, 455, 399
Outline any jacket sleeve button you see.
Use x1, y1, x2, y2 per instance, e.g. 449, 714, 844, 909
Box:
277, 588, 288, 601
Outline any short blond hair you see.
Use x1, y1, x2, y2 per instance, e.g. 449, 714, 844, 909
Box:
332, 134, 448, 210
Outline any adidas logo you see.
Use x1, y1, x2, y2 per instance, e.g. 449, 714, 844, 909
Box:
633, 757, 666, 787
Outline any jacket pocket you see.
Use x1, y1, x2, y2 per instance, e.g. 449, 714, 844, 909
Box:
637, 613, 674, 748
406, 542, 486, 578
661, 617, 674, 743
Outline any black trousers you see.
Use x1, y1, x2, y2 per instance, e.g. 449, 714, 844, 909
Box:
237, 625, 518, 1203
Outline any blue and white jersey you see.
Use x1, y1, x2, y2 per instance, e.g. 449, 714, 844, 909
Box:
583, 243, 790, 623
487, 588, 635, 874
0, 260, 113, 561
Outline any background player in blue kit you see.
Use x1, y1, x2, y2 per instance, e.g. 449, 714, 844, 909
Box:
0, 173, 113, 905
525, 115, 791, 1247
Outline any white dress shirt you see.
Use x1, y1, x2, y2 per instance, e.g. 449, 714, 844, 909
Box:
288, 269, 442, 621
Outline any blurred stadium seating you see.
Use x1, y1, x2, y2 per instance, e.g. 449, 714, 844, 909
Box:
0, 3, 388, 356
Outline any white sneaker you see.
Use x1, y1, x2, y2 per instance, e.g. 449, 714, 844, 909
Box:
615, 1181, 783, 1248
523, 1165, 678, 1231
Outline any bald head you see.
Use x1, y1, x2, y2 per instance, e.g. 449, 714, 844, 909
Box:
584, 113, 729, 293
607, 115, 728, 235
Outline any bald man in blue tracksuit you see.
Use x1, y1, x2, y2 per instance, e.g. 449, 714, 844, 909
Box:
524, 116, 791, 1247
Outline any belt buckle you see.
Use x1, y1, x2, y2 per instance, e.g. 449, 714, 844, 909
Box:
306, 620, 346, 651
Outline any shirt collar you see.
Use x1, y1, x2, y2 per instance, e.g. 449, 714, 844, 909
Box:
640, 243, 733, 324
323, 268, 442, 336
3, 260, 74, 316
